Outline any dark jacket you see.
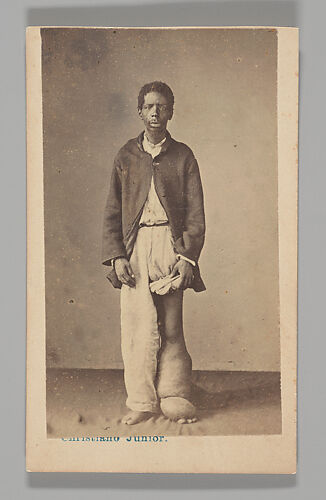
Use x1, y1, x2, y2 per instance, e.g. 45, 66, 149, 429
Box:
102, 130, 206, 292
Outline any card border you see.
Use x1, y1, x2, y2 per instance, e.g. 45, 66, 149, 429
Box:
26, 26, 298, 473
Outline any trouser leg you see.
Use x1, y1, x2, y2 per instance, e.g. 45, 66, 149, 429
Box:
120, 225, 193, 412
154, 290, 193, 400
120, 229, 161, 413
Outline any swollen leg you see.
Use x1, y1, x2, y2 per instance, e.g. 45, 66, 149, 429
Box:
157, 337, 192, 399
155, 291, 197, 423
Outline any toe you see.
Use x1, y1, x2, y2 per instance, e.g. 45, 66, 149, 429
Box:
177, 418, 186, 424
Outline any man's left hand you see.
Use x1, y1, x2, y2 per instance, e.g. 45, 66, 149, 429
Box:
170, 259, 194, 290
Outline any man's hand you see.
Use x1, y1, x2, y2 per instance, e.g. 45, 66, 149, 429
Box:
114, 258, 136, 288
170, 259, 194, 290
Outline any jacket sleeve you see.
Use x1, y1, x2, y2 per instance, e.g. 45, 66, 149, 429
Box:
101, 157, 127, 267
174, 156, 206, 263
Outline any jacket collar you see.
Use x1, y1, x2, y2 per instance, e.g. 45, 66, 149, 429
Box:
137, 130, 172, 154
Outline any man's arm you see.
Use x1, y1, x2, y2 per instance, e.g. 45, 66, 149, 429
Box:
173, 156, 206, 264
102, 158, 136, 288
102, 158, 127, 266
171, 155, 205, 290
177, 254, 196, 267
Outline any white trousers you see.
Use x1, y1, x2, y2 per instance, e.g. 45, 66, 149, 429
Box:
120, 225, 178, 412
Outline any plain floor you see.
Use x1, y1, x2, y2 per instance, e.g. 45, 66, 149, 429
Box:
46, 369, 282, 438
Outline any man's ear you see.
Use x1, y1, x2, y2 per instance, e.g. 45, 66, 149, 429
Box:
168, 108, 174, 120
137, 108, 143, 119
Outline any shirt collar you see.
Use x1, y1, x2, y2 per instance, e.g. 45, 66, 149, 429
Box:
143, 133, 166, 150
137, 130, 172, 154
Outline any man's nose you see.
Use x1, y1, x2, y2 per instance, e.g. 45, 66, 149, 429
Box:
151, 104, 159, 115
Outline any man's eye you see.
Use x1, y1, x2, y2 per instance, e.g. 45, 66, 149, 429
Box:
143, 104, 168, 111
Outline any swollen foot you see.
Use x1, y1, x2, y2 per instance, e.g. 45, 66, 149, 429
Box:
160, 397, 197, 424
121, 411, 153, 425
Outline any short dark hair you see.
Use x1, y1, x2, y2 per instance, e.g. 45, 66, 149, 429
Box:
138, 81, 174, 110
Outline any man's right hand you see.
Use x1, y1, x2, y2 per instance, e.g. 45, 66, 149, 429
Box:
114, 258, 136, 288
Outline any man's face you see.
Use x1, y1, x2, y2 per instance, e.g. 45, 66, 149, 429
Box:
138, 91, 173, 133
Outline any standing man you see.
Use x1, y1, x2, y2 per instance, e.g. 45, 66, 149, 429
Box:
102, 81, 205, 425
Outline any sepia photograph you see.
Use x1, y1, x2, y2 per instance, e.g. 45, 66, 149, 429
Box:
26, 26, 298, 472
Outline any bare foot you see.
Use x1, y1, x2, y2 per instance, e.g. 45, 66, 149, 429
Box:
121, 411, 153, 425
177, 417, 197, 424
160, 397, 197, 423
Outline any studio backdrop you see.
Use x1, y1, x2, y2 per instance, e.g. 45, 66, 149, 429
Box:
42, 27, 279, 372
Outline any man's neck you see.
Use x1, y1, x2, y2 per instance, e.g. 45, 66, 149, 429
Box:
144, 129, 167, 145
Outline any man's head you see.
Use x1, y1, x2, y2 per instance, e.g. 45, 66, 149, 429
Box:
137, 81, 174, 136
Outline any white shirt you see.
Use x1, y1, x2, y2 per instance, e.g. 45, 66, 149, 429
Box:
139, 134, 168, 225
112, 134, 195, 268
139, 133, 195, 267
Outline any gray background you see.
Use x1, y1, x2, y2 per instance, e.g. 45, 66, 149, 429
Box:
42, 27, 279, 372
1, 0, 325, 497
